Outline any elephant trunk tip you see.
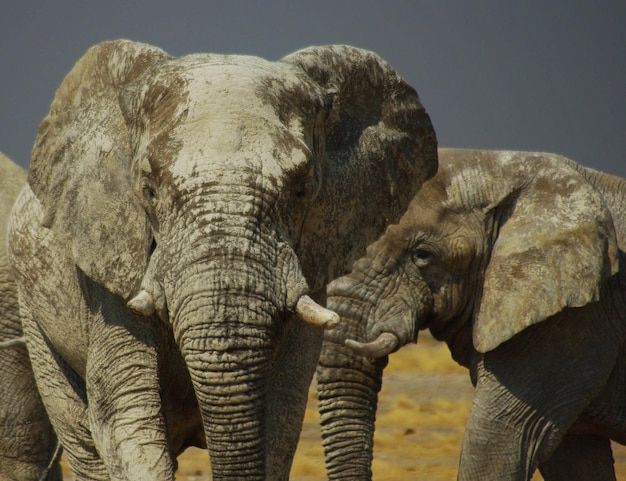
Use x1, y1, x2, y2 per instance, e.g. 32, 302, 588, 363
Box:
127, 290, 156, 317
295, 295, 340, 329
345, 332, 399, 358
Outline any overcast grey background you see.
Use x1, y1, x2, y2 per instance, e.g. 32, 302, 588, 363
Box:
2, 1, 625, 176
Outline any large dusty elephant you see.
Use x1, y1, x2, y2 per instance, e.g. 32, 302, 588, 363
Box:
0, 151, 61, 480
7, 40, 437, 480
317, 149, 626, 480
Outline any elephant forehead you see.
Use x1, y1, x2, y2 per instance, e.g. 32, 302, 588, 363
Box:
169, 54, 317, 119
147, 56, 316, 183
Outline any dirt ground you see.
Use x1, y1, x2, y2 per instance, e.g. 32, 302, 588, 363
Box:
60, 333, 626, 479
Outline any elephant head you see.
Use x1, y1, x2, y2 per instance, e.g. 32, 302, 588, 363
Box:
317, 148, 619, 479
27, 40, 437, 478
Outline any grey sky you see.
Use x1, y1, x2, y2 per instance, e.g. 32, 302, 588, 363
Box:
2, 1, 624, 176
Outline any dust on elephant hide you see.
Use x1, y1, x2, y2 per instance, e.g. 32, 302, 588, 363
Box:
0, 151, 60, 480
8, 40, 437, 480
318, 149, 626, 481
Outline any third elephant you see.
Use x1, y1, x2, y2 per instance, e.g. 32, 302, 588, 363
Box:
0, 151, 60, 480
317, 148, 626, 481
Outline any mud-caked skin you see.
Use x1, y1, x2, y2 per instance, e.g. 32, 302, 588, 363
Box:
0, 151, 61, 481
8, 40, 437, 480
318, 148, 626, 481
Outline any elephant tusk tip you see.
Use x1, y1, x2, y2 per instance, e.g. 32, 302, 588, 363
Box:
326, 311, 341, 329
345, 332, 399, 358
295, 295, 341, 330
319, 310, 340, 330
127, 290, 156, 317
344, 338, 364, 351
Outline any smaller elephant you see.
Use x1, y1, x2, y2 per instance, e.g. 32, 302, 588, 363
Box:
317, 149, 626, 481
0, 151, 61, 480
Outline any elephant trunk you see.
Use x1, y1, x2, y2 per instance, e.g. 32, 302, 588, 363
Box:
126, 181, 339, 478
158, 193, 327, 479
182, 323, 272, 478
171, 253, 280, 479
316, 276, 387, 480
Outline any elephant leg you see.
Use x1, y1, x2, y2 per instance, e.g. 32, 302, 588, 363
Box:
458, 388, 545, 480
0, 341, 60, 481
265, 317, 324, 480
85, 284, 175, 481
20, 309, 109, 481
459, 314, 620, 481
538, 434, 616, 481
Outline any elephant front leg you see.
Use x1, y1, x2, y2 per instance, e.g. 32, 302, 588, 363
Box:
458, 387, 554, 481
21, 311, 109, 481
458, 311, 621, 481
458, 358, 578, 481
538, 434, 616, 481
86, 287, 175, 481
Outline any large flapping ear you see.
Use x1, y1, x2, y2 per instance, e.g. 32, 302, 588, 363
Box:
282, 45, 438, 291
28, 40, 171, 299
471, 151, 620, 352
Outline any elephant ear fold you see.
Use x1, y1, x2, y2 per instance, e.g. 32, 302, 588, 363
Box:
283, 45, 438, 289
28, 40, 171, 299
473, 152, 619, 353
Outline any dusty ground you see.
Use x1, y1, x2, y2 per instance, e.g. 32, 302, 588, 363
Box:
61, 333, 626, 479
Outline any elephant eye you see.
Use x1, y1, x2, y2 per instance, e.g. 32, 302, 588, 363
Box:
290, 160, 321, 202
411, 248, 432, 267
142, 184, 157, 204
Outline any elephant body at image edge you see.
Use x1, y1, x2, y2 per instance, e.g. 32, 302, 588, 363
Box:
0, 151, 60, 480
317, 148, 626, 481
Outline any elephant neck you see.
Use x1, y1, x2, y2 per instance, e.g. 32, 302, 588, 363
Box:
429, 303, 476, 370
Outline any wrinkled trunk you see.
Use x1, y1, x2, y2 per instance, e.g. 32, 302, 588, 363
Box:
159, 182, 308, 479
316, 278, 387, 481
172, 254, 280, 480
128, 175, 338, 479
183, 325, 272, 478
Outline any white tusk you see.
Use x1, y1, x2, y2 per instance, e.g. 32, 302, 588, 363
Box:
127, 290, 156, 317
0, 336, 26, 348
295, 295, 340, 330
345, 332, 399, 358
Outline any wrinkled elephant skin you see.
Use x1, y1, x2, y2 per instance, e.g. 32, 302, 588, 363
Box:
8, 40, 437, 480
318, 149, 626, 481
0, 151, 60, 480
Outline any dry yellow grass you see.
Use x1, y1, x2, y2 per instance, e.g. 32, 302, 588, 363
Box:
60, 333, 626, 480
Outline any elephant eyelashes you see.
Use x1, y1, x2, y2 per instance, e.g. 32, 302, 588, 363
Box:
141, 183, 161, 237
411, 248, 433, 267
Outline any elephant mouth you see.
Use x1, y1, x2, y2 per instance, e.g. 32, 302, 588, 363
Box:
127, 289, 339, 330
342, 288, 433, 359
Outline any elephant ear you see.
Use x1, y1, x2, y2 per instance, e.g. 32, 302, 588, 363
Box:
28, 40, 171, 299
283, 45, 438, 291
472, 152, 620, 353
